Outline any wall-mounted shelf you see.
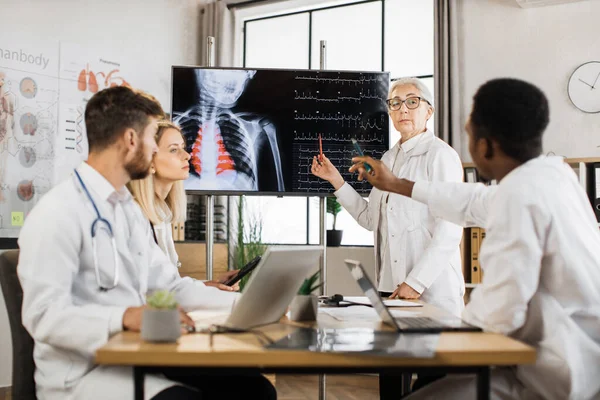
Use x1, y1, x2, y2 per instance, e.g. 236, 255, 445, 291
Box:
463, 158, 600, 170
515, 0, 589, 8
564, 157, 600, 166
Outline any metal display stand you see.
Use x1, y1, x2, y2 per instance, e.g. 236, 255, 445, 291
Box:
318, 39, 328, 400
202, 36, 331, 399
205, 36, 216, 281
318, 39, 328, 297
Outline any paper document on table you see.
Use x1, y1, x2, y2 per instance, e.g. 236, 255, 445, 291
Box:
320, 307, 421, 321
189, 310, 231, 330
343, 296, 422, 307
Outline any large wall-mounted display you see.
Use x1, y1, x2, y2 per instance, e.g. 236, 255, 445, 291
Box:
171, 67, 389, 196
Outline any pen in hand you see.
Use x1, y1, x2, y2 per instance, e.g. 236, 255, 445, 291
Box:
351, 138, 372, 173
318, 133, 323, 163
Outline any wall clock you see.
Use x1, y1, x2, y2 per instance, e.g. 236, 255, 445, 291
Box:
567, 61, 600, 113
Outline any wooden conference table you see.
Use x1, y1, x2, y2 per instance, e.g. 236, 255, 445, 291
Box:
96, 302, 535, 400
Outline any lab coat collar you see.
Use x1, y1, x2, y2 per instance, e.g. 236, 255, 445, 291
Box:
497, 155, 560, 185
394, 130, 435, 158
77, 162, 132, 204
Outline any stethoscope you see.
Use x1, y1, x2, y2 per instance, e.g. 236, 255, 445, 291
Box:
74, 169, 120, 291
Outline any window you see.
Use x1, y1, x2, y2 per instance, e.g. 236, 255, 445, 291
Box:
245, 13, 310, 68
310, 2, 382, 71
240, 0, 434, 246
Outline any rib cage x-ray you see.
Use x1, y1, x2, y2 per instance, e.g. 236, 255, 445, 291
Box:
173, 69, 285, 192
171, 67, 389, 195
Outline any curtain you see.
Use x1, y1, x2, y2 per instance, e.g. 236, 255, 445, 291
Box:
199, 0, 235, 67
434, 0, 464, 155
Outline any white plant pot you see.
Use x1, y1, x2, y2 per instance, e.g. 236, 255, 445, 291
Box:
289, 294, 318, 322
141, 308, 181, 343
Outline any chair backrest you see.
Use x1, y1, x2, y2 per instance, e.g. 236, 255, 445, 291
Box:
0, 250, 37, 400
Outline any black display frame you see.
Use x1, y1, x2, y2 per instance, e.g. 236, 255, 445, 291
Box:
170, 65, 390, 197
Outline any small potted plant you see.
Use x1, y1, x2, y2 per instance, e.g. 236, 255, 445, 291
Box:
141, 290, 181, 343
326, 196, 343, 246
289, 270, 323, 322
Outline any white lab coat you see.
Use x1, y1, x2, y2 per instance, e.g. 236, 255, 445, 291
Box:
153, 219, 180, 267
335, 130, 465, 315
409, 156, 600, 400
17, 163, 239, 400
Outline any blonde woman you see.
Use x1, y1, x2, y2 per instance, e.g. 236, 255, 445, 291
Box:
128, 120, 238, 291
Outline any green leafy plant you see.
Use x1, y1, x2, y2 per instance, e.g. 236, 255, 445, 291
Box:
297, 270, 323, 296
232, 196, 266, 291
146, 290, 178, 310
327, 196, 342, 230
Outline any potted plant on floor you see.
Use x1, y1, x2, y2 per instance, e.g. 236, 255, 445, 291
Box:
141, 290, 181, 343
289, 270, 323, 322
326, 196, 343, 246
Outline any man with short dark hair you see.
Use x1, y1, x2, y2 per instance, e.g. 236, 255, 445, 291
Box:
351, 78, 600, 399
18, 86, 276, 400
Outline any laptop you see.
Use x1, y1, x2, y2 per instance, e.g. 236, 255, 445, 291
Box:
221, 246, 323, 330
344, 259, 481, 333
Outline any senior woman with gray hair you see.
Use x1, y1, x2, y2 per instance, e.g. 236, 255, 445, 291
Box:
311, 77, 465, 314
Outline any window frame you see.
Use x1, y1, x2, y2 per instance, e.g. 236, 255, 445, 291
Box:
237, 0, 434, 246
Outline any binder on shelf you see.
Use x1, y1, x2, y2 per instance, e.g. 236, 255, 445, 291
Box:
172, 223, 180, 241
589, 163, 600, 222
460, 228, 471, 283
465, 167, 478, 183
470, 227, 481, 284
479, 228, 486, 281
178, 222, 186, 241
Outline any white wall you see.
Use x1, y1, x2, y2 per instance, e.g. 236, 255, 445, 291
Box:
0, 0, 207, 112
456, 0, 600, 160
0, 0, 207, 387
326, 247, 376, 296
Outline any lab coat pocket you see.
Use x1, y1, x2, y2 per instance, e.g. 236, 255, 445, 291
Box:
398, 196, 426, 232
392, 195, 414, 232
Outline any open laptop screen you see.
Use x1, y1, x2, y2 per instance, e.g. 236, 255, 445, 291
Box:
344, 259, 400, 330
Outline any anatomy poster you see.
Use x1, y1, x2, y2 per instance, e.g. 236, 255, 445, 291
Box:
0, 40, 167, 238
0, 39, 59, 237
56, 43, 134, 183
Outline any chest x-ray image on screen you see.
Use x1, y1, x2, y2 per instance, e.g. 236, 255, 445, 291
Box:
171, 66, 389, 195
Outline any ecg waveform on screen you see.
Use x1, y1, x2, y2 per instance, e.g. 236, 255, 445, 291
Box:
293, 131, 385, 144
294, 89, 382, 103
290, 71, 388, 193
294, 75, 379, 86
294, 112, 386, 130
292, 144, 386, 193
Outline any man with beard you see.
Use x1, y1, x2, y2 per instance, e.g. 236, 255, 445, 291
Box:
17, 87, 277, 400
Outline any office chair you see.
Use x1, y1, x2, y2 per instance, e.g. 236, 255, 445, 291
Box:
0, 250, 37, 400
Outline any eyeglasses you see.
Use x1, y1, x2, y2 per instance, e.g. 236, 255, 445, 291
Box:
386, 96, 430, 111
